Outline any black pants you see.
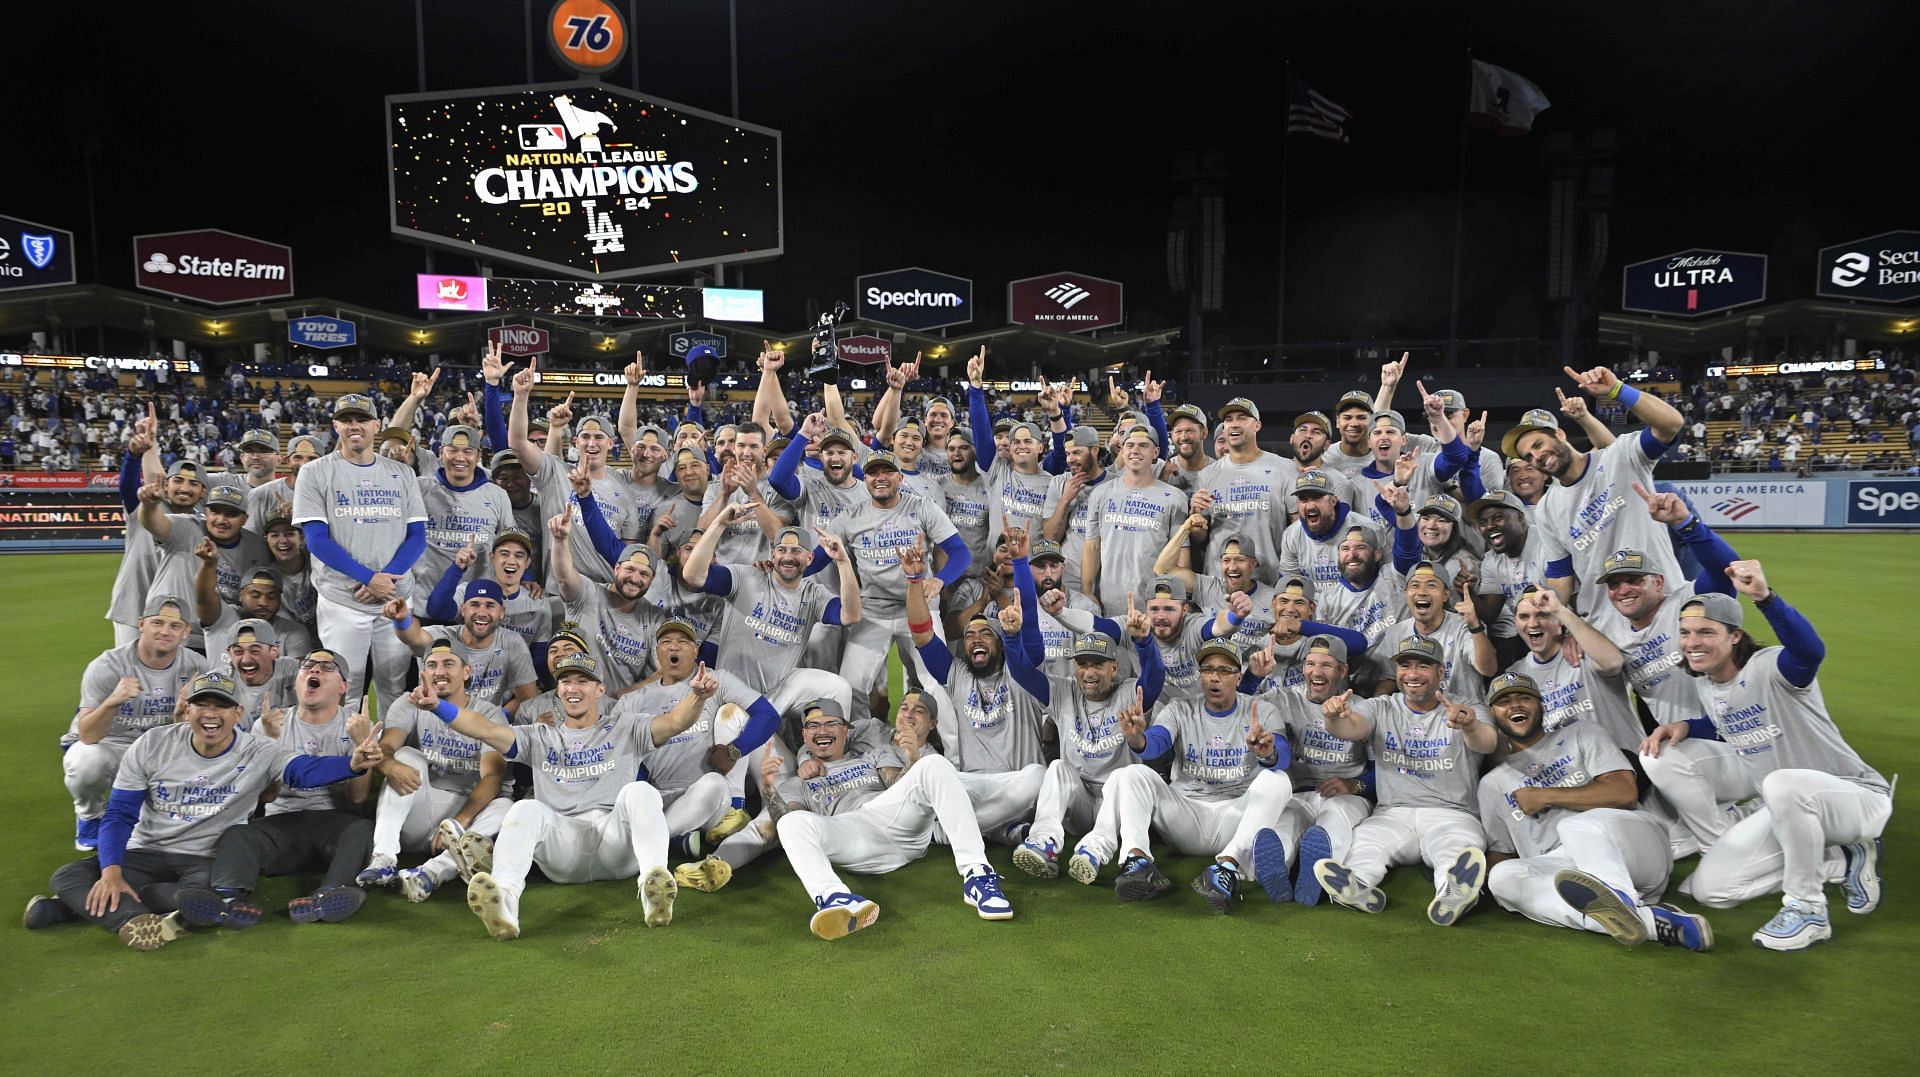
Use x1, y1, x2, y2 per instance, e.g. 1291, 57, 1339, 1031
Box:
211, 810, 373, 895
50, 848, 213, 933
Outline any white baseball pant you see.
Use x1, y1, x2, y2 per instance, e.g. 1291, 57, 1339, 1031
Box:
316, 592, 415, 713
1489, 809, 1671, 934
1215, 773, 1370, 867
1088, 763, 1247, 863
837, 610, 944, 722
775, 753, 987, 901
370, 747, 512, 883
953, 765, 1046, 836
63, 740, 131, 820
1684, 769, 1891, 912
660, 771, 731, 837
488, 781, 668, 897
113, 622, 139, 648
1028, 758, 1109, 853
1342, 805, 1487, 890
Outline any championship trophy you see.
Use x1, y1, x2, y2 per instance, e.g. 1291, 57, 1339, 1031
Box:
805, 300, 852, 382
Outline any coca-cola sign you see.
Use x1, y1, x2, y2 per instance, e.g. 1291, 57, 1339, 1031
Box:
834, 334, 891, 366
133, 229, 294, 305
1620, 248, 1767, 318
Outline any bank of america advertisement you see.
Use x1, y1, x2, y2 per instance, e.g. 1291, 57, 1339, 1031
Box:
387, 81, 782, 279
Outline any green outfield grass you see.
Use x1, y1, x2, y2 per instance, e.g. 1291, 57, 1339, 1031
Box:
3, 536, 1917, 1073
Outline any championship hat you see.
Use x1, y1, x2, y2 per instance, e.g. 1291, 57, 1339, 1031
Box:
803, 697, 847, 722
656, 618, 698, 642
1600, 549, 1659, 581
1392, 636, 1446, 665
862, 450, 901, 473
489, 450, 524, 473
1029, 539, 1066, 564
1196, 638, 1244, 667
1487, 671, 1543, 704
1168, 403, 1208, 429
1294, 470, 1336, 497
1276, 572, 1316, 601
440, 424, 481, 450
575, 415, 614, 436
491, 529, 533, 553
1434, 389, 1468, 413
205, 486, 248, 515
1292, 410, 1332, 434
1009, 421, 1045, 442
551, 653, 603, 682
165, 460, 203, 480
1071, 634, 1119, 662
1466, 489, 1525, 520
332, 394, 377, 420
184, 670, 242, 707
817, 426, 858, 450
1501, 408, 1562, 459
1335, 390, 1375, 414
1406, 558, 1455, 591
228, 618, 279, 648
238, 428, 280, 452
1068, 426, 1102, 448
1418, 493, 1464, 525
1218, 397, 1261, 421
617, 543, 654, 567
1148, 575, 1190, 603
550, 622, 590, 654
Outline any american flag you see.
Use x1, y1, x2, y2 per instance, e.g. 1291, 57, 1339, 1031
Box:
1287, 75, 1352, 143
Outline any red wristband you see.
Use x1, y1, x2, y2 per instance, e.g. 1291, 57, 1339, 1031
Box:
907, 617, 934, 635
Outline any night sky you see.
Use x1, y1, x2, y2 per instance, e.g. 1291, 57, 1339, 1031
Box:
7, 0, 1911, 349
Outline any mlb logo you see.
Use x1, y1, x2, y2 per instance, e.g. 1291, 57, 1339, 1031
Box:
518, 124, 567, 150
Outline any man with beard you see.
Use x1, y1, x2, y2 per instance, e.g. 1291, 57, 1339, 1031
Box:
1356, 386, 1474, 536
1020, 538, 1111, 678
138, 483, 268, 653
698, 420, 797, 568
1370, 554, 1497, 704
105, 413, 174, 646
1277, 412, 1363, 514
26, 671, 382, 950
1478, 672, 1712, 951
357, 640, 513, 903
968, 349, 1061, 541
1639, 566, 1890, 951
1159, 404, 1213, 497
1085, 426, 1185, 616
1238, 576, 1369, 696
259, 509, 317, 633
426, 532, 559, 667
1041, 427, 1110, 598
615, 353, 682, 528
437, 654, 712, 940
1312, 518, 1414, 668
209, 648, 378, 925
1322, 389, 1378, 478
509, 360, 645, 586
1278, 470, 1361, 589
410, 425, 515, 601
769, 414, 866, 549
1189, 398, 1289, 586
196, 558, 314, 660
1505, 588, 1641, 752
1468, 490, 1571, 666
1140, 575, 1210, 706
937, 430, 993, 579
1505, 366, 1686, 611
647, 447, 714, 559
547, 511, 665, 692
208, 427, 282, 494
246, 432, 322, 532
568, 465, 724, 656
1313, 637, 1498, 926
387, 579, 539, 716
64, 596, 211, 852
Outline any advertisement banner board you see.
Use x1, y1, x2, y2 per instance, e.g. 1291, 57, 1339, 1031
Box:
855, 267, 973, 331
0, 213, 78, 294
288, 316, 357, 350
1008, 271, 1125, 332
134, 229, 294, 305
1816, 230, 1920, 303
1664, 479, 1827, 528
1620, 249, 1766, 317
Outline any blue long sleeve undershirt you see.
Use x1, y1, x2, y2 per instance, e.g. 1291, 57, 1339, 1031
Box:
768, 432, 810, 501
303, 520, 427, 586
575, 491, 626, 567
118, 450, 145, 512
482, 381, 509, 453
967, 385, 997, 473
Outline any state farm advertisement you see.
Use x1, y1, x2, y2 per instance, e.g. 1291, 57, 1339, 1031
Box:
134, 229, 294, 304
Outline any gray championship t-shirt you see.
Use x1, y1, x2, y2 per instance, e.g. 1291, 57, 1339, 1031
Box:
1348, 693, 1493, 811
708, 564, 837, 692
1049, 676, 1145, 791
613, 669, 762, 798
420, 626, 537, 711
67, 643, 210, 748
565, 586, 664, 690
1532, 435, 1684, 612
840, 491, 960, 617
1507, 647, 1644, 753
1265, 684, 1369, 788
1087, 479, 1187, 616
1695, 648, 1888, 792
291, 453, 430, 607
778, 746, 906, 817
941, 664, 1049, 773
384, 695, 510, 799
937, 471, 993, 576
1153, 694, 1283, 802
1195, 452, 1290, 585
114, 724, 301, 858
1478, 721, 1634, 859
264, 707, 362, 816
509, 707, 656, 816
1040, 470, 1108, 595
412, 473, 515, 597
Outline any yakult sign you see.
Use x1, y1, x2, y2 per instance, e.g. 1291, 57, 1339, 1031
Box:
833, 334, 892, 366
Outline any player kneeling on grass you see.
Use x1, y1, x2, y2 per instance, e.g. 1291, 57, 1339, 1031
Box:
429, 653, 711, 941
1313, 637, 1496, 926
1639, 561, 1891, 952
356, 640, 513, 902
1476, 672, 1711, 952
762, 700, 1012, 940
25, 671, 382, 951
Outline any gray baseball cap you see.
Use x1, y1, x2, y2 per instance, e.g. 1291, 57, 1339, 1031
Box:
1371, 409, 1409, 433
1009, 421, 1045, 442
333, 394, 377, 419
1029, 539, 1065, 564
1068, 425, 1102, 448
1335, 390, 1375, 414
1487, 671, 1543, 704
1341, 519, 1385, 549
1434, 389, 1468, 413
1148, 575, 1190, 603
227, 618, 279, 648
440, 424, 482, 450
184, 670, 242, 707
238, 428, 280, 452
1303, 633, 1349, 664
1600, 548, 1660, 581
1218, 398, 1260, 421
1275, 573, 1316, 601
804, 697, 847, 722
1502, 408, 1562, 459
287, 433, 325, 456
1406, 558, 1455, 592
165, 460, 204, 480
575, 415, 614, 436
1392, 636, 1445, 665
1679, 592, 1744, 629
489, 450, 524, 473
634, 423, 669, 445
1418, 493, 1464, 525
1071, 633, 1119, 661
205, 486, 248, 514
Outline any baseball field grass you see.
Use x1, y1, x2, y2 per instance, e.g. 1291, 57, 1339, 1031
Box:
3, 536, 1917, 1074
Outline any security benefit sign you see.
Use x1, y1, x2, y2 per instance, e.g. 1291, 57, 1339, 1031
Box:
1620, 249, 1767, 317
1818, 230, 1920, 303
387, 81, 783, 279
0, 213, 77, 293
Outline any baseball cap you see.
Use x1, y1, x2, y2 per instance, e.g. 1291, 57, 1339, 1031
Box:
142, 593, 190, 619
262, 508, 297, 532
228, 618, 279, 647
550, 622, 590, 653
165, 460, 203, 480
1501, 408, 1562, 459
634, 423, 668, 446
376, 427, 413, 446
1434, 389, 1468, 413
925, 395, 956, 415
205, 486, 248, 515
1068, 426, 1102, 448
772, 525, 809, 550
333, 394, 376, 420
673, 445, 709, 469
573, 415, 611, 436
1276, 573, 1316, 601
1679, 592, 1744, 629
804, 697, 847, 722
184, 670, 242, 707
287, 433, 325, 456
303, 647, 352, 682
817, 427, 858, 450
551, 653, 604, 682
617, 543, 654, 567
656, 618, 698, 642
1335, 390, 1375, 414
1293, 470, 1336, 497
1487, 671, 1543, 704
1341, 519, 1385, 549
1196, 638, 1244, 667
893, 417, 924, 437
239, 428, 280, 452
1371, 409, 1408, 433
863, 450, 901, 473
1071, 633, 1118, 661
440, 425, 481, 450
1392, 636, 1445, 665
1009, 421, 1045, 442
240, 566, 284, 591
423, 637, 462, 659
1418, 493, 1464, 525
1292, 410, 1332, 434
1148, 575, 1190, 603
946, 428, 974, 446
1120, 425, 1158, 447
1121, 409, 1151, 430
1215, 531, 1253, 559
1304, 633, 1349, 664
489, 450, 524, 473
492, 529, 533, 554
1168, 403, 1208, 429
528, 414, 552, 432
464, 578, 506, 605
1406, 559, 1455, 591
992, 417, 1016, 434
1600, 549, 1658, 581
1029, 539, 1065, 563
1218, 397, 1261, 421
1466, 489, 1525, 519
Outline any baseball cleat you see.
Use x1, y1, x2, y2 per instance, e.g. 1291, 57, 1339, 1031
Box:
399, 867, 439, 903
1752, 900, 1832, 951
466, 872, 521, 940
1553, 869, 1648, 946
1315, 859, 1387, 914
74, 817, 101, 852
998, 821, 1031, 847
22, 895, 75, 930
962, 867, 1014, 920
288, 885, 366, 924
1192, 861, 1242, 914
118, 911, 189, 951
810, 892, 880, 941
1841, 838, 1883, 914
1114, 855, 1174, 903
1292, 825, 1333, 906
1066, 845, 1105, 886
639, 866, 677, 927
176, 887, 261, 930
1012, 838, 1060, 879
1650, 903, 1714, 951
445, 824, 493, 882
704, 807, 753, 846
1252, 828, 1294, 904
673, 856, 734, 893
1427, 848, 1487, 927
355, 853, 399, 888
670, 831, 703, 861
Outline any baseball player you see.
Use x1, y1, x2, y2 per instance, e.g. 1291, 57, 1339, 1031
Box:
217, 618, 300, 732
613, 354, 682, 519
768, 414, 867, 545
409, 424, 515, 599
1275, 412, 1364, 516
1278, 470, 1363, 588
245, 431, 324, 532
104, 410, 171, 646
935, 429, 992, 577
546, 510, 665, 692
1017, 538, 1111, 677
1467, 490, 1570, 666
1476, 672, 1712, 951
196, 557, 315, 660
1374, 355, 1504, 496
1369, 557, 1497, 704
1159, 404, 1213, 497
1312, 636, 1498, 926
435, 653, 714, 940
510, 624, 591, 726
386, 580, 539, 716
967, 349, 1061, 541
696, 420, 795, 568
1322, 389, 1379, 477
63, 595, 210, 851
508, 360, 645, 585
1639, 563, 1891, 950
25, 671, 382, 950
1160, 529, 1278, 656
1311, 518, 1409, 657
219, 427, 284, 492
1137, 575, 1209, 706
646, 446, 714, 558
258, 508, 318, 634
1187, 398, 1289, 585
424, 531, 560, 663
1504, 588, 1643, 752
1084, 426, 1186, 617
357, 639, 514, 902
1355, 385, 1475, 536
761, 701, 1014, 940
137, 482, 267, 651
290, 392, 430, 709
1039, 426, 1109, 597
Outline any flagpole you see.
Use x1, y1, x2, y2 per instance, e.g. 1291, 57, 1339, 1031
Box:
1276, 60, 1290, 359
1446, 48, 1473, 368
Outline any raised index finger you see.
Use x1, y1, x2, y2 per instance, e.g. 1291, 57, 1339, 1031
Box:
1631, 481, 1654, 502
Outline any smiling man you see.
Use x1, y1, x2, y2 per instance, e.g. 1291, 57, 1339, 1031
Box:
138, 482, 268, 653
387, 579, 539, 717
410, 424, 515, 600
246, 432, 323, 533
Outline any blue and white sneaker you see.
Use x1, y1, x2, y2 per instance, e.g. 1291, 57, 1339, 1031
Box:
1650, 903, 1714, 952
1292, 825, 1332, 905
670, 831, 703, 860
1012, 838, 1060, 879
176, 887, 261, 930
74, 817, 100, 852
1114, 855, 1174, 903
1427, 848, 1486, 927
399, 867, 439, 903
1066, 845, 1105, 886
288, 884, 366, 924
1752, 899, 1832, 951
1553, 869, 1648, 946
355, 853, 399, 888
1192, 861, 1242, 914
809, 892, 880, 941
999, 821, 1032, 847
962, 867, 1014, 920
1315, 858, 1387, 914
1841, 838, 1883, 914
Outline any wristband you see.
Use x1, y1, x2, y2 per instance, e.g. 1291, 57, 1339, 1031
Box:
1467, 623, 1487, 635
433, 700, 460, 724
1675, 515, 1699, 535
903, 572, 926, 583
907, 616, 934, 635
394, 614, 415, 631
1224, 610, 1244, 627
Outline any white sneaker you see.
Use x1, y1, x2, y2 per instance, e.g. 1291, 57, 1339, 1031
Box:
639, 866, 677, 928
1427, 848, 1487, 927
1753, 899, 1832, 951
354, 853, 399, 888
466, 872, 520, 941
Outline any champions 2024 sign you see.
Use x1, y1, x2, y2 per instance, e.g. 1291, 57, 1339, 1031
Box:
387, 81, 782, 280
